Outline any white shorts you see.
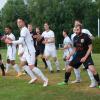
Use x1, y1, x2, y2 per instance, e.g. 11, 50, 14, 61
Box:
7, 49, 16, 60
20, 51, 35, 65
44, 46, 57, 58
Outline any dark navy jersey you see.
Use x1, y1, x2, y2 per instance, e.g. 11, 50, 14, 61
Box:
73, 33, 92, 53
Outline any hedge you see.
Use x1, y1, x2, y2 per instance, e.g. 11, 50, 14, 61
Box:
93, 37, 100, 53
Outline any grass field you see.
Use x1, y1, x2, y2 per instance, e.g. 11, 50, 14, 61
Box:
0, 48, 100, 100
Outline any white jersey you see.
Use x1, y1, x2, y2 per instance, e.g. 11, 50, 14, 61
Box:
20, 27, 35, 54
63, 36, 73, 61
42, 30, 55, 48
6, 33, 16, 60
71, 29, 93, 42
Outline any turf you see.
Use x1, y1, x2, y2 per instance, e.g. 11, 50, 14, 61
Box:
0, 49, 100, 100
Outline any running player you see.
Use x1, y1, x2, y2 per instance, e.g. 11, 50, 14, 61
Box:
4, 26, 22, 77
42, 22, 60, 73
7, 18, 48, 87
58, 25, 100, 88
71, 20, 96, 87
35, 27, 48, 69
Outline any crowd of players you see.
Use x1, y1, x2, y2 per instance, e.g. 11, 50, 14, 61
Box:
0, 18, 100, 88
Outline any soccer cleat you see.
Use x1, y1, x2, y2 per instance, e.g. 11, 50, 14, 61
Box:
16, 72, 23, 77
50, 70, 54, 73
28, 78, 37, 84
43, 79, 48, 87
57, 82, 67, 86
62, 68, 65, 71
57, 70, 60, 73
89, 82, 97, 88
98, 85, 100, 89
71, 80, 81, 84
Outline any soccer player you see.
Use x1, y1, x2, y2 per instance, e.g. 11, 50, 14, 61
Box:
34, 27, 48, 69
4, 26, 22, 77
58, 25, 100, 88
71, 20, 96, 87
7, 18, 48, 87
42, 22, 60, 73
0, 54, 5, 76
28, 24, 37, 49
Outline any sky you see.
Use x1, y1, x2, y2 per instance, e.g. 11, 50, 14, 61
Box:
0, 0, 7, 10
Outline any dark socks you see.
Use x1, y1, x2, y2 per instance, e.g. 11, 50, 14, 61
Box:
94, 73, 100, 85
35, 59, 37, 67
42, 58, 48, 68
0, 64, 5, 76
64, 72, 71, 83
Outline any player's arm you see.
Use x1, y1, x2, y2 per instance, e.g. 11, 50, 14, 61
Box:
81, 35, 92, 62
66, 47, 76, 60
84, 44, 92, 59
63, 43, 72, 50
47, 37, 55, 43
12, 37, 24, 45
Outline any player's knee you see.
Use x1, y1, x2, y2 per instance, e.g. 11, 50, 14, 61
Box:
66, 66, 72, 72
88, 65, 97, 74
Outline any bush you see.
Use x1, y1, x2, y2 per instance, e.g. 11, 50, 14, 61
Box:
93, 37, 100, 53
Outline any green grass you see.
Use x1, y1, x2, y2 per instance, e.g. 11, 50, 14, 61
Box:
0, 49, 100, 100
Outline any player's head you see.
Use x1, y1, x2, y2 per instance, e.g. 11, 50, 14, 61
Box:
75, 24, 82, 35
44, 22, 50, 31
35, 27, 41, 34
4, 26, 12, 34
28, 24, 33, 32
63, 29, 69, 37
74, 19, 82, 27
17, 18, 26, 28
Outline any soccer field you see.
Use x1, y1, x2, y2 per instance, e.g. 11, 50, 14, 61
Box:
0, 49, 100, 100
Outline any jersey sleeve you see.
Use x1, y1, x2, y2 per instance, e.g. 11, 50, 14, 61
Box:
50, 31, 55, 37
85, 34, 92, 45
20, 28, 27, 38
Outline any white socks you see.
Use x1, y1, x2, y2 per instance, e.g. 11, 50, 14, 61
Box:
13, 64, 21, 73
46, 60, 53, 71
23, 65, 36, 79
5, 63, 11, 73
87, 69, 96, 83
55, 60, 60, 70
74, 68, 81, 81
32, 67, 47, 81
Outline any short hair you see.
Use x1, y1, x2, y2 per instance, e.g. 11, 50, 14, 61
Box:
75, 19, 82, 24
75, 24, 83, 30
5, 25, 12, 31
17, 17, 25, 22
44, 22, 49, 25
63, 29, 69, 35
17, 17, 27, 26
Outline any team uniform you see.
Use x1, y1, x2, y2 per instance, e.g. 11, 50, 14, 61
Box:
42, 30, 57, 58
71, 29, 96, 87
12, 26, 48, 86
35, 35, 48, 68
5, 33, 21, 76
42, 30, 60, 72
69, 33, 94, 69
6, 33, 16, 60
63, 36, 73, 65
13, 27, 36, 65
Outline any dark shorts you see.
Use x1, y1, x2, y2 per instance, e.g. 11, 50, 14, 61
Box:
69, 53, 94, 69
35, 46, 45, 57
